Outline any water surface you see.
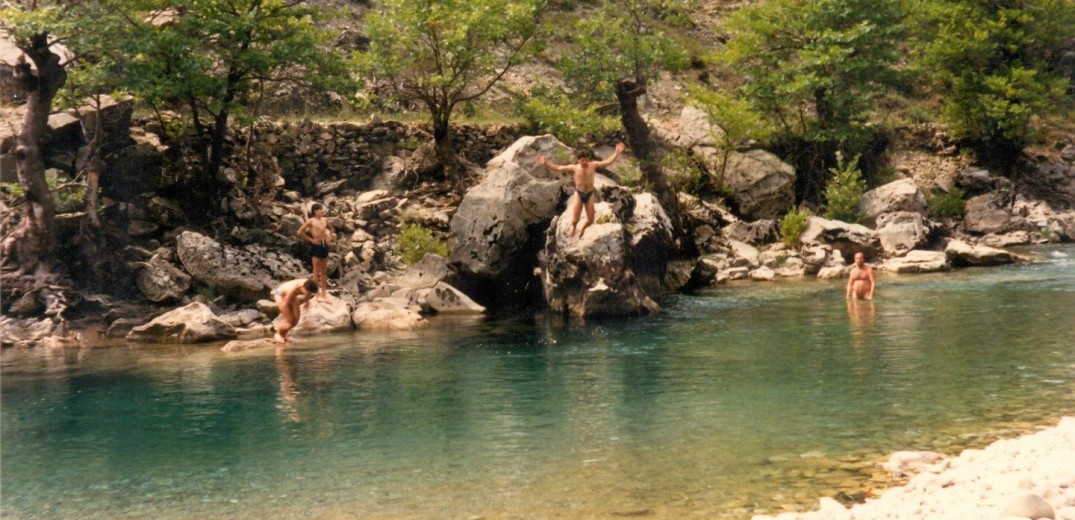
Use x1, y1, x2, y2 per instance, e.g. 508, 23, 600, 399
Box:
3, 246, 1075, 519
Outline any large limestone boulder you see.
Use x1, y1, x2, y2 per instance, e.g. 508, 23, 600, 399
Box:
880, 250, 950, 274
137, 255, 191, 302
418, 282, 486, 314
398, 253, 450, 289
800, 216, 881, 261
351, 298, 429, 330
626, 193, 677, 294
176, 231, 306, 301
449, 135, 574, 298
542, 202, 658, 317
675, 104, 724, 147
126, 302, 236, 343
282, 297, 353, 337
722, 219, 777, 245
858, 178, 927, 227
964, 191, 1014, 234
722, 150, 796, 220
945, 239, 1014, 266
876, 211, 930, 257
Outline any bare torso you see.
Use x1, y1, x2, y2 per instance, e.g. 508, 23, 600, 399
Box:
303, 217, 332, 243
568, 164, 597, 193
848, 265, 874, 298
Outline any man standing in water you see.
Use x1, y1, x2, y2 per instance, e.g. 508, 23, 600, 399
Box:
846, 251, 876, 300
297, 202, 335, 301
536, 143, 626, 238
272, 278, 319, 344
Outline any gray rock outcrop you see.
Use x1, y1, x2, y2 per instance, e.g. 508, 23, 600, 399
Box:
722, 149, 796, 220
351, 299, 429, 330
881, 250, 950, 273
964, 191, 1014, 235
541, 202, 659, 317
800, 216, 881, 261
858, 178, 927, 227
876, 212, 930, 256
945, 240, 1015, 266
449, 135, 574, 300
176, 231, 306, 301
126, 302, 236, 343
137, 255, 192, 302
280, 297, 353, 337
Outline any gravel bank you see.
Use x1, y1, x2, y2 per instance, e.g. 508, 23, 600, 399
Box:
754, 416, 1075, 520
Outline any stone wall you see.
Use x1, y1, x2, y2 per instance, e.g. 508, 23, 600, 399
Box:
226, 119, 527, 196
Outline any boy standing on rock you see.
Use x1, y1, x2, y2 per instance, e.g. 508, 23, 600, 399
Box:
272, 278, 319, 344
536, 143, 626, 238
297, 202, 335, 301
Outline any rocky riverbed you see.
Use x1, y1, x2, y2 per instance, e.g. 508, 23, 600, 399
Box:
754, 416, 1075, 520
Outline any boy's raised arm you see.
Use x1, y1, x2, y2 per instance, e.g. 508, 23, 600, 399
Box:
594, 143, 626, 168
536, 155, 571, 173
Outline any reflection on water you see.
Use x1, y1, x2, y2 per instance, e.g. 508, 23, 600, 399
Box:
3, 246, 1075, 519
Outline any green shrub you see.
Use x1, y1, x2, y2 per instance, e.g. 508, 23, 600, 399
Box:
779, 206, 811, 247
515, 88, 619, 145
927, 188, 966, 219
396, 223, 448, 265
663, 150, 708, 196
822, 152, 865, 223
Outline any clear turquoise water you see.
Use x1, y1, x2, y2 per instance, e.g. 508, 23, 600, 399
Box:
3, 246, 1075, 519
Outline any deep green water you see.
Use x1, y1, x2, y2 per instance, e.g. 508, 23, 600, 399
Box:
3, 246, 1075, 519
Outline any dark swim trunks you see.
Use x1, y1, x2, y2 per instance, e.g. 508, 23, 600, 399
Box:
576, 189, 594, 203
311, 240, 330, 259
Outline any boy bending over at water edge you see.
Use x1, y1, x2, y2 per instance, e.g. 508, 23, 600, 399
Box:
536, 143, 626, 238
847, 252, 876, 301
297, 202, 336, 302
272, 278, 319, 344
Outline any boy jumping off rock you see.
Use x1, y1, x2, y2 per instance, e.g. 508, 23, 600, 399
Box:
536, 143, 625, 238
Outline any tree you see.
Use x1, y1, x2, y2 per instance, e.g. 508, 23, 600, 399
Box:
687, 86, 771, 188
361, 0, 543, 179
720, 0, 905, 200
123, 0, 351, 190
913, 0, 1074, 162
0, 1, 130, 269
557, 0, 692, 237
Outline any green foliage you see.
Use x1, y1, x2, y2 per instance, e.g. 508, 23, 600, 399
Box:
662, 150, 707, 196
912, 0, 1074, 151
0, 176, 89, 212
122, 0, 351, 162
779, 206, 811, 247
396, 223, 448, 265
516, 88, 619, 145
687, 86, 771, 183
559, 0, 690, 103
721, 0, 905, 147
927, 188, 966, 219
822, 152, 865, 223
361, 0, 542, 144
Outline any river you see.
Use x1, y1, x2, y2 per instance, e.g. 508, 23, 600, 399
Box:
3, 245, 1074, 519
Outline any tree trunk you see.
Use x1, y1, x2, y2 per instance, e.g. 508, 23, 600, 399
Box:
614, 79, 694, 253
3, 33, 66, 269
431, 108, 470, 191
